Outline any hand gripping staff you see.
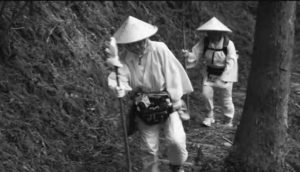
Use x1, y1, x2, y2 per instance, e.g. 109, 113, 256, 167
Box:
106, 37, 132, 172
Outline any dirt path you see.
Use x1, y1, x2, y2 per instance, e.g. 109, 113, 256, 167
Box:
150, 87, 246, 172
158, 78, 300, 172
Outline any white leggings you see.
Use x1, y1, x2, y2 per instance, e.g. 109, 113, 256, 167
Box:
137, 111, 188, 172
202, 81, 235, 119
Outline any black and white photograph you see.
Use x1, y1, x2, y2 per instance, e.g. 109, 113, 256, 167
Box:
0, 1, 299, 172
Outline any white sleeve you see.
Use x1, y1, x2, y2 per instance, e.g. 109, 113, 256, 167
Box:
223, 41, 237, 73
220, 40, 238, 82
186, 42, 204, 69
159, 43, 194, 103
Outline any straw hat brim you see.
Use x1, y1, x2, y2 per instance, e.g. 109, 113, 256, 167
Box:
196, 17, 232, 33
196, 29, 232, 33
113, 16, 158, 44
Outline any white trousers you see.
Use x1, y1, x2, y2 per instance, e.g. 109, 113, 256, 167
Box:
137, 112, 188, 172
202, 80, 235, 119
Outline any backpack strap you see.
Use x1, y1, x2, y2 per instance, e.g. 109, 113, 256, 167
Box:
202, 36, 209, 57
222, 35, 229, 56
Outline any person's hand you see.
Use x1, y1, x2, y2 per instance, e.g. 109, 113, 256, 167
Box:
181, 49, 190, 58
113, 85, 126, 98
105, 37, 118, 57
172, 99, 182, 111
104, 37, 123, 67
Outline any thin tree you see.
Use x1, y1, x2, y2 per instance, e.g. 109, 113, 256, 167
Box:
226, 1, 296, 172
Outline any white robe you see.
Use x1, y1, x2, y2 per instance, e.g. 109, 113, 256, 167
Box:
108, 39, 194, 103
186, 36, 238, 83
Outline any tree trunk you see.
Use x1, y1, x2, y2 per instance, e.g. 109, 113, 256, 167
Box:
226, 2, 296, 172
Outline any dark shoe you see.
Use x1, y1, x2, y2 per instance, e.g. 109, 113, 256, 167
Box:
223, 116, 233, 128
169, 164, 184, 172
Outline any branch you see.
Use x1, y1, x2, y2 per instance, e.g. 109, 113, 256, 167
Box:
222, 136, 233, 144
46, 26, 57, 43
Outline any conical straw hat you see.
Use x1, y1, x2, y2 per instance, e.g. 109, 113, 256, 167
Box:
113, 16, 158, 44
196, 17, 232, 32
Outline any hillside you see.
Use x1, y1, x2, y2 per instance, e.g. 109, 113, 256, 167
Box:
0, 1, 299, 172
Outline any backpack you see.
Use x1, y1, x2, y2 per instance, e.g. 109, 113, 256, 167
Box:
202, 35, 230, 57
202, 35, 230, 76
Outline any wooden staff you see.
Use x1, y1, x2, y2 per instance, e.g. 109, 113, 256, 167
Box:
182, 17, 190, 114
115, 66, 132, 172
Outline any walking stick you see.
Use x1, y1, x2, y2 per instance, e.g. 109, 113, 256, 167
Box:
182, 17, 190, 116
106, 36, 132, 172
115, 66, 132, 172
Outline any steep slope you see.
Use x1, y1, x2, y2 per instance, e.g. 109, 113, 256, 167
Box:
0, 1, 299, 171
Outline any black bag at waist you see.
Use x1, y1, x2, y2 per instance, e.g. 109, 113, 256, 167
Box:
206, 66, 225, 76
134, 91, 173, 125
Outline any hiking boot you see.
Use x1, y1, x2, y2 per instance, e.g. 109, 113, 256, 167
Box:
169, 164, 184, 172
202, 117, 215, 127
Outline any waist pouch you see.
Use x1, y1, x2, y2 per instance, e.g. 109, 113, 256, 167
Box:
134, 92, 173, 125
207, 66, 225, 76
